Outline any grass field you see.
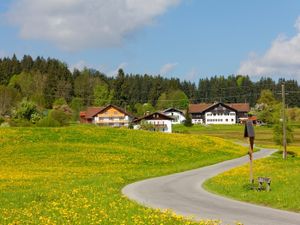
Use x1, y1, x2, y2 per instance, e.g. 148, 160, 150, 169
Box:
173, 124, 300, 147
175, 124, 300, 212
0, 126, 247, 225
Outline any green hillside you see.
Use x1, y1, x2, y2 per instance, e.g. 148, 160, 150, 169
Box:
0, 126, 246, 225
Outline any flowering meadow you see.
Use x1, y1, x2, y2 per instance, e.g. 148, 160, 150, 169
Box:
204, 146, 300, 212
0, 126, 246, 224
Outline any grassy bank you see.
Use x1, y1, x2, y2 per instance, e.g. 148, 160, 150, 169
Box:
203, 147, 300, 212
0, 126, 246, 224
177, 124, 300, 212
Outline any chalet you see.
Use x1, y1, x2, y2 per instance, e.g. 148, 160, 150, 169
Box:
80, 104, 135, 127
189, 102, 250, 125
162, 108, 186, 124
134, 112, 173, 133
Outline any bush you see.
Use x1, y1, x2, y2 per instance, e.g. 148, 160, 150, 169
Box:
9, 118, 32, 127
36, 116, 60, 127
273, 123, 294, 145
0, 117, 4, 125
49, 110, 70, 126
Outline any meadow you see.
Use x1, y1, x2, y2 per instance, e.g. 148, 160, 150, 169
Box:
175, 124, 300, 212
0, 126, 247, 225
173, 124, 300, 147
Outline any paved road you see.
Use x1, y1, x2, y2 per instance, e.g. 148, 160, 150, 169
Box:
122, 148, 300, 225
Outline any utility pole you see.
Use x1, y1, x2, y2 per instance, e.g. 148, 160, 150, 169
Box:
282, 83, 287, 159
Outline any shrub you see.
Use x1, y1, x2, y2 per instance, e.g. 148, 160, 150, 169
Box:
0, 117, 4, 125
49, 109, 70, 126
9, 118, 32, 127
36, 116, 60, 127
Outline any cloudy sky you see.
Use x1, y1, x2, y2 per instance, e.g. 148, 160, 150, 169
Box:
1, 0, 300, 82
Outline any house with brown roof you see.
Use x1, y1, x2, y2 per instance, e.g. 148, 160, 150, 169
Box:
189, 102, 250, 125
80, 104, 135, 127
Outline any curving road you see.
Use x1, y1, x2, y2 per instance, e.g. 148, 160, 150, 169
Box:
122, 148, 300, 225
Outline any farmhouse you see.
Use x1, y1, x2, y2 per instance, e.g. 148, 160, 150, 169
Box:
134, 112, 173, 133
189, 102, 250, 125
162, 108, 186, 124
80, 104, 135, 127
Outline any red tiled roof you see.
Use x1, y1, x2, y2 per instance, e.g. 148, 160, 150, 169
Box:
80, 104, 136, 119
189, 103, 212, 113
227, 103, 250, 112
85, 107, 104, 119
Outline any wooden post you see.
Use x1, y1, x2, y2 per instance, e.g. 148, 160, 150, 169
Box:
282, 83, 287, 159
249, 136, 254, 184
244, 118, 255, 184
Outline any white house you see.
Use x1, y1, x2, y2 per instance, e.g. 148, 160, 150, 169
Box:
162, 108, 186, 124
189, 102, 250, 125
133, 112, 173, 133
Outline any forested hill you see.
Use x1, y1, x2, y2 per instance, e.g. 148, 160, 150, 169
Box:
0, 54, 300, 116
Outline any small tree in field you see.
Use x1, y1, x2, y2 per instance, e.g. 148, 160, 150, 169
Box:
184, 107, 193, 127
273, 123, 293, 145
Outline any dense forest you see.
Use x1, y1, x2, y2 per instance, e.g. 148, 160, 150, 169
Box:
0, 54, 300, 122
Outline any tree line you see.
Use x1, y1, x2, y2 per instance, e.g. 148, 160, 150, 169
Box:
0, 54, 300, 125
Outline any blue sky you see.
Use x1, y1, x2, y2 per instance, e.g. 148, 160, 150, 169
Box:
1, 0, 300, 82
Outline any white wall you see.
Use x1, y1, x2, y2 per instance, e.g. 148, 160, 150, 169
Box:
164, 111, 185, 124
147, 119, 172, 133
192, 119, 203, 124
205, 112, 236, 124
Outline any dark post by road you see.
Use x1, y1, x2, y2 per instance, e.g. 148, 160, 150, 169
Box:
244, 115, 255, 184
282, 83, 287, 159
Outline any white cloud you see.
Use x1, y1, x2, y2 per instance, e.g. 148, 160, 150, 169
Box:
185, 68, 198, 81
70, 60, 88, 71
238, 17, 300, 81
6, 0, 180, 51
108, 62, 128, 77
160, 62, 178, 75
70, 60, 106, 72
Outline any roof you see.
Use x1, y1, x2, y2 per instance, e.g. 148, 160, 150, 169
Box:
84, 107, 104, 119
134, 112, 174, 123
163, 108, 184, 115
189, 102, 250, 113
227, 103, 250, 112
189, 103, 212, 113
81, 104, 135, 119
99, 104, 135, 118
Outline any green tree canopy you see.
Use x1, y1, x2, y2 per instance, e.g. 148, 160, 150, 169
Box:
156, 90, 189, 110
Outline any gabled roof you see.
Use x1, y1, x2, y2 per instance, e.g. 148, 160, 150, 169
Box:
189, 103, 212, 113
227, 103, 250, 112
134, 112, 174, 123
97, 104, 135, 118
189, 102, 250, 113
81, 104, 135, 119
84, 107, 105, 119
163, 108, 184, 115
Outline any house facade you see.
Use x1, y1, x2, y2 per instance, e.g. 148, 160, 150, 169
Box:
80, 104, 134, 127
134, 112, 173, 133
162, 108, 186, 124
189, 102, 250, 125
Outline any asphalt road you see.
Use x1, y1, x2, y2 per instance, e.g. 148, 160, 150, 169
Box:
122, 148, 300, 225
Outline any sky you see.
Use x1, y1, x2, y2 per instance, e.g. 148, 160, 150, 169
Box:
1, 0, 300, 82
